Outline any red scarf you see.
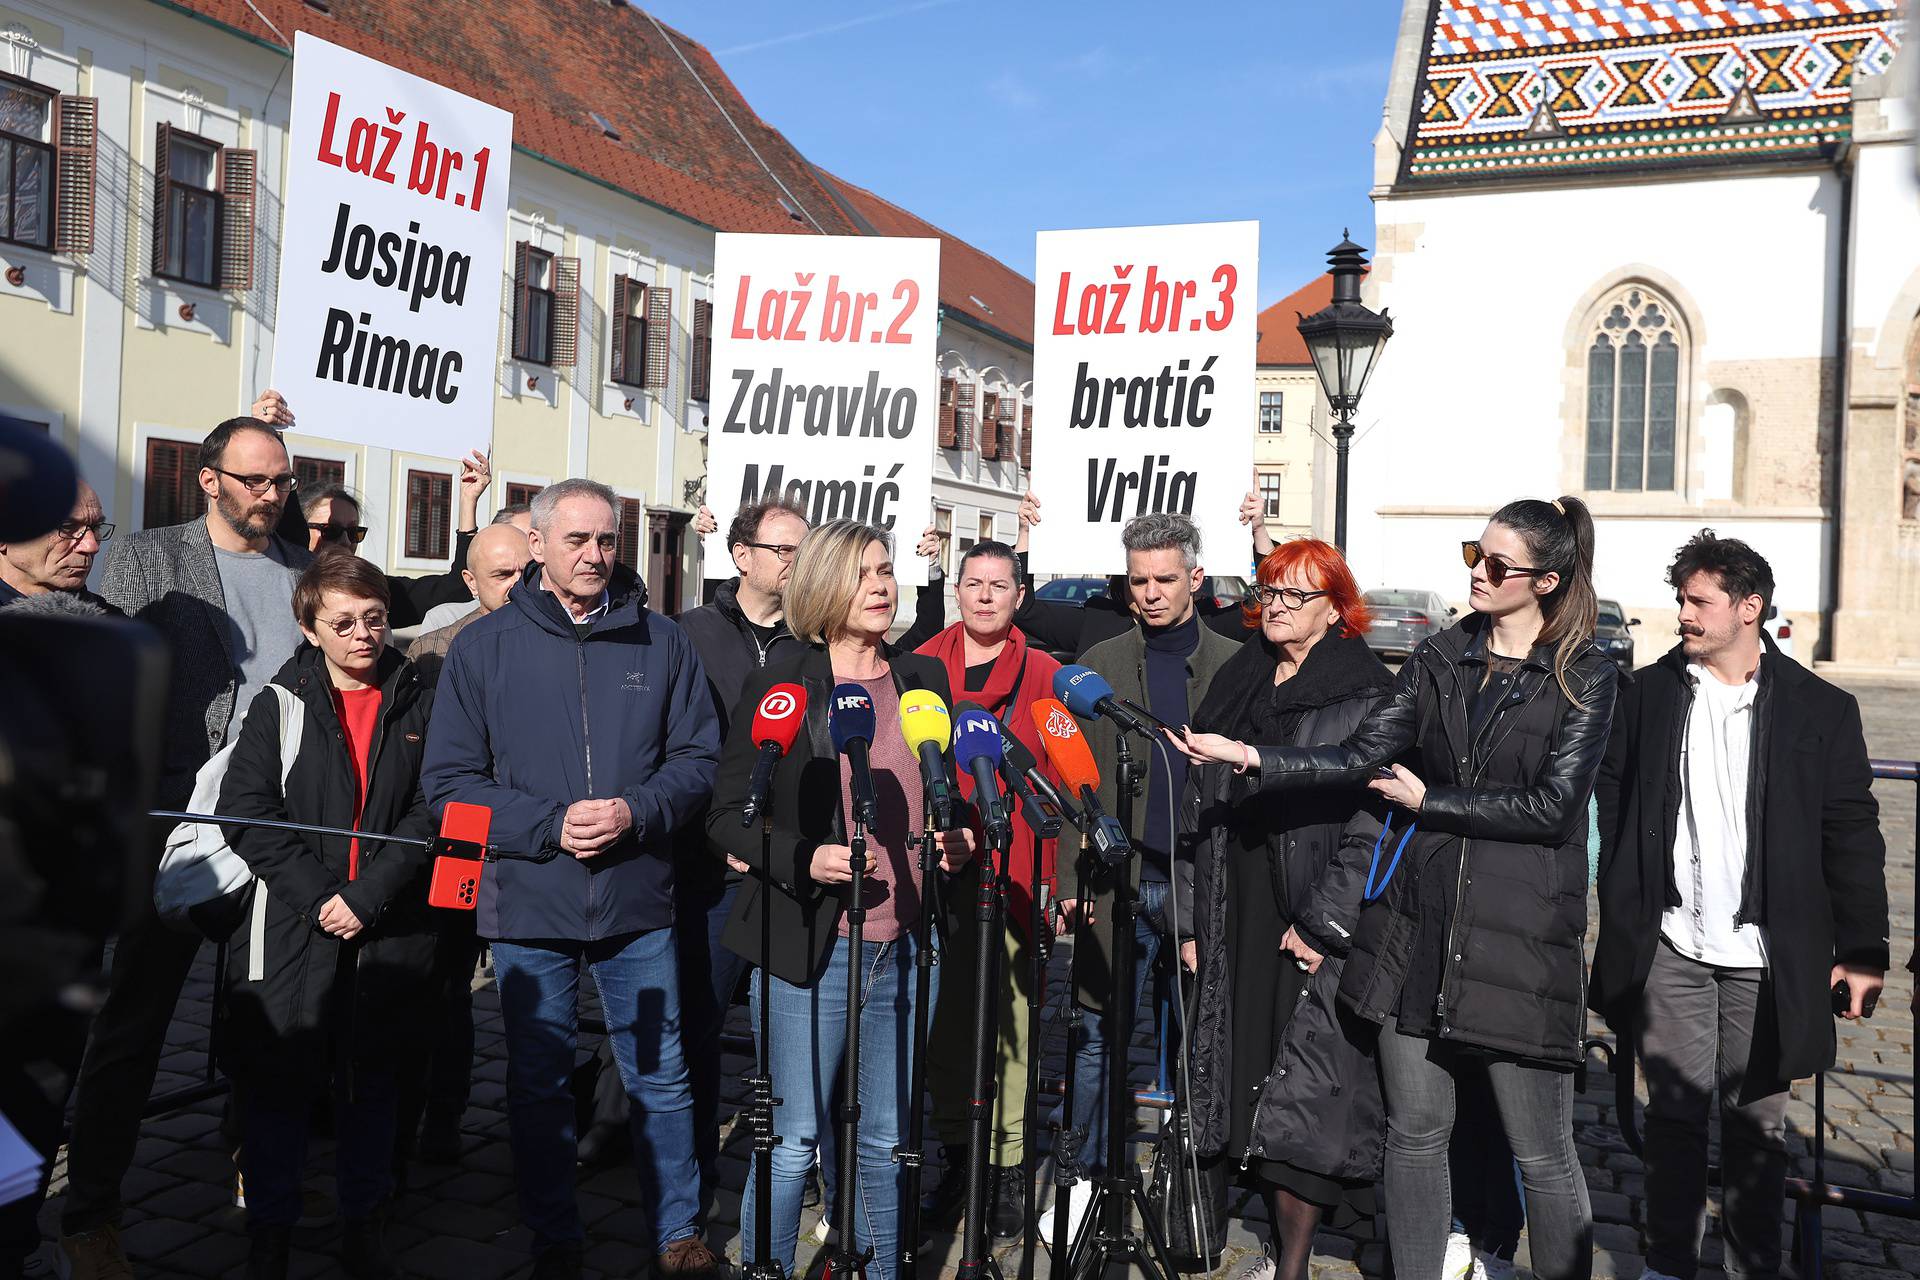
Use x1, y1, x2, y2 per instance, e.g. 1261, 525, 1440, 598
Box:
916, 622, 1061, 937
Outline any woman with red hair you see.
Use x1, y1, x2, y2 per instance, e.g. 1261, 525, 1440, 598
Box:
1177, 538, 1392, 1280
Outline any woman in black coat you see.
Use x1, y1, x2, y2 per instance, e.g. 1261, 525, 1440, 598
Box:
217, 552, 436, 1280
1171, 497, 1617, 1280
1178, 539, 1391, 1280
705, 520, 973, 1280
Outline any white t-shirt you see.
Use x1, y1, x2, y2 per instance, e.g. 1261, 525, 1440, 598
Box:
1661, 663, 1766, 968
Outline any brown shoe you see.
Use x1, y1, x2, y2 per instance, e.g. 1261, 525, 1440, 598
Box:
60, 1224, 134, 1280
658, 1235, 731, 1280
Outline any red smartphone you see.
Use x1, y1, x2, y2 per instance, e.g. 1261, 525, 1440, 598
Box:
427, 802, 489, 911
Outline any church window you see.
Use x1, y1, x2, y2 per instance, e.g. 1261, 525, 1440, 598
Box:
1584, 286, 1684, 493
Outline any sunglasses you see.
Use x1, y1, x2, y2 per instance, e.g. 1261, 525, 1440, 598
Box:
317, 610, 389, 638
1461, 541, 1549, 587
309, 522, 370, 547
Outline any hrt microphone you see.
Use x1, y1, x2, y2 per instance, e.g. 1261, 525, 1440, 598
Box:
828, 684, 878, 826
979, 708, 1074, 837
899, 689, 956, 831
1030, 698, 1131, 866
952, 706, 1012, 850
1054, 664, 1162, 740
428, 802, 491, 911
742, 683, 808, 827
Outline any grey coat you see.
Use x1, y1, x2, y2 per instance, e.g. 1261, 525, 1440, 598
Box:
99, 517, 311, 808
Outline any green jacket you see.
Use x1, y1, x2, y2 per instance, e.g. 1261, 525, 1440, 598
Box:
1062, 616, 1242, 1011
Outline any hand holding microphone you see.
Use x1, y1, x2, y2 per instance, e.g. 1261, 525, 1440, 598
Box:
810, 842, 878, 884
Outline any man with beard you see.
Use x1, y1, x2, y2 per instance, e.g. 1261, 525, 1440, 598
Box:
1593, 530, 1887, 1280
57, 417, 312, 1277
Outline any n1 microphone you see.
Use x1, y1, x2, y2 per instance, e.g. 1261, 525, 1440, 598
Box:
428, 802, 491, 911
1030, 697, 1131, 865
988, 711, 1076, 836
1054, 664, 1161, 740
899, 689, 956, 831
743, 683, 808, 827
952, 706, 1012, 850
828, 683, 878, 825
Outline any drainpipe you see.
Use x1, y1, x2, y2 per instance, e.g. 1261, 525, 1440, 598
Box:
1820, 140, 1855, 664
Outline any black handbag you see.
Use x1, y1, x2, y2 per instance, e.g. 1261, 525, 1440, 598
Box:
1148, 991, 1227, 1273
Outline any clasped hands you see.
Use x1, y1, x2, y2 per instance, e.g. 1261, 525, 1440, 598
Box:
563, 797, 633, 858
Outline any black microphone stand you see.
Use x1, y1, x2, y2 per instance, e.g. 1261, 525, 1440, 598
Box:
1051, 827, 1089, 1266
744, 807, 784, 1280
1064, 732, 1178, 1280
814, 805, 876, 1280
956, 802, 1013, 1280
895, 804, 944, 1280
1017, 826, 1055, 1280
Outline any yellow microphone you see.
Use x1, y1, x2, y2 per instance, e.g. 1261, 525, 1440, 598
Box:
899, 689, 956, 830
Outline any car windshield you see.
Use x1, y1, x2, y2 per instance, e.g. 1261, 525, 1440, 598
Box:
1365, 590, 1430, 608
1598, 601, 1626, 626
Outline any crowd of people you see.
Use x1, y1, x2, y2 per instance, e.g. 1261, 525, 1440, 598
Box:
0, 394, 1895, 1280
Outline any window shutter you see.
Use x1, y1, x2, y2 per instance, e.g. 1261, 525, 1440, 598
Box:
150, 122, 172, 278
217, 148, 256, 290
954, 382, 975, 451
980, 392, 1000, 460
144, 438, 202, 528
54, 94, 97, 254
617, 497, 642, 570
511, 242, 532, 361
643, 284, 672, 390
938, 377, 956, 449
1019, 405, 1033, 470
551, 255, 580, 367
609, 275, 631, 383
691, 298, 713, 401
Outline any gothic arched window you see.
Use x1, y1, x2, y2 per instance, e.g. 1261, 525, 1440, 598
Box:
1584, 286, 1685, 493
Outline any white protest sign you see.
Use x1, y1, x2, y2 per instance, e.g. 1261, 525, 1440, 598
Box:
271, 33, 512, 460
1027, 221, 1259, 574
703, 233, 940, 586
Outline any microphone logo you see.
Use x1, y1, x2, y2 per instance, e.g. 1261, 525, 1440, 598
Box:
836, 693, 871, 711
1045, 706, 1078, 739
760, 689, 800, 720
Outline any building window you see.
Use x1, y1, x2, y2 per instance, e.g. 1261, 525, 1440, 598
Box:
149, 124, 252, 290
1584, 285, 1684, 493
979, 512, 996, 545
691, 297, 712, 401
611, 275, 647, 387
505, 482, 544, 508
934, 504, 953, 575
1259, 391, 1284, 433
1258, 470, 1283, 520
144, 438, 203, 529
615, 496, 643, 570
514, 245, 555, 365
293, 455, 345, 495
404, 469, 452, 560
0, 78, 52, 250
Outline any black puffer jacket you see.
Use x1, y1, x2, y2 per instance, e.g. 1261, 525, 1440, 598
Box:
1253, 616, 1618, 1064
1181, 633, 1391, 1177
216, 645, 437, 1088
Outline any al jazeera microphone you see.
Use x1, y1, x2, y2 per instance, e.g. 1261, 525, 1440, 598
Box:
742, 683, 808, 827
1030, 697, 1130, 865
829, 684, 878, 824
952, 706, 1012, 850
900, 689, 957, 830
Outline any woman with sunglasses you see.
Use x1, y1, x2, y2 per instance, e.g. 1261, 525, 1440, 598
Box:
217, 551, 439, 1278
1177, 538, 1393, 1280
1170, 497, 1614, 1280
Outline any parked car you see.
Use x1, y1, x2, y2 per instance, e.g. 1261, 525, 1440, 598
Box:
1766, 604, 1795, 660
1362, 588, 1454, 659
1030, 574, 1249, 609
1595, 598, 1639, 675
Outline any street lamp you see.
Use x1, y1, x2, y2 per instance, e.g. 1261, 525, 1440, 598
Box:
1296, 232, 1393, 552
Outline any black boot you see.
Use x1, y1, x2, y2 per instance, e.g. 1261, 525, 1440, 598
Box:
920, 1144, 969, 1229
247, 1225, 292, 1280
989, 1163, 1028, 1239
341, 1208, 401, 1279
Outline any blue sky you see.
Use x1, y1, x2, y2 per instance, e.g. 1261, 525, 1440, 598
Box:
649, 1, 1407, 310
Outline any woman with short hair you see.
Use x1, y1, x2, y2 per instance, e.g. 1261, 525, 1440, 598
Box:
218, 550, 437, 1280
706, 520, 974, 1280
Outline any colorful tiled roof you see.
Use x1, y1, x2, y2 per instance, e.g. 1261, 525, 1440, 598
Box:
1405, 0, 1903, 184
1256, 276, 1336, 367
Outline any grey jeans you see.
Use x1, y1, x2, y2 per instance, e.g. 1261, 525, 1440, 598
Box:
1639, 939, 1790, 1280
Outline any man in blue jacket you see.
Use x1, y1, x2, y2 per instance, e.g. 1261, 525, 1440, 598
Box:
422, 478, 724, 1280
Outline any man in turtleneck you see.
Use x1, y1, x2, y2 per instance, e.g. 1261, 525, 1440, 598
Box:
1041, 512, 1241, 1244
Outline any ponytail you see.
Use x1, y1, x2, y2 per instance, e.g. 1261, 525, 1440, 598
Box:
1488, 494, 1599, 705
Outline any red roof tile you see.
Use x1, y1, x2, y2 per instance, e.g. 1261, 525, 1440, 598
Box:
1256, 275, 1334, 367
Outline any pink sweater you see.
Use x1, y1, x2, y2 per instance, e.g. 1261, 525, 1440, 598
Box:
836, 674, 928, 942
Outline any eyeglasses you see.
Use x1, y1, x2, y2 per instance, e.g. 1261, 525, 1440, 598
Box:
317, 610, 388, 638
308, 522, 370, 547
214, 468, 299, 495
1461, 541, 1548, 587
1250, 584, 1330, 609
746, 541, 801, 563
53, 520, 114, 544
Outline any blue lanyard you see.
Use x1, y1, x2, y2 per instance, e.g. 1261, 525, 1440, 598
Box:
1364, 818, 1415, 903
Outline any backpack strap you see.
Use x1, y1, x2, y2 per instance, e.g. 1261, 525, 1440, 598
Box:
247, 686, 306, 982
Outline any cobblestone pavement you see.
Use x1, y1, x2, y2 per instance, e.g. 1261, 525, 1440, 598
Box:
31, 679, 1920, 1279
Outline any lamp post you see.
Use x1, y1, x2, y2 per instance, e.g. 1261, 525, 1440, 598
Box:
1296, 232, 1393, 551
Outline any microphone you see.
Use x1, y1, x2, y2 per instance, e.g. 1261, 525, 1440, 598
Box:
899, 689, 957, 831
952, 706, 1012, 850
1055, 664, 1162, 740
986, 710, 1077, 836
742, 683, 808, 827
428, 802, 491, 910
1030, 697, 1131, 866
828, 684, 878, 826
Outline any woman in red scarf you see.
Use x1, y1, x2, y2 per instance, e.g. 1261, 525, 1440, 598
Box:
915, 539, 1063, 1238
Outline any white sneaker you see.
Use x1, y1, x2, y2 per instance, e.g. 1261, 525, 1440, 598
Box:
1037, 1181, 1093, 1251
1475, 1251, 1516, 1280
804, 1212, 831, 1247
1227, 1245, 1275, 1280
1442, 1232, 1474, 1280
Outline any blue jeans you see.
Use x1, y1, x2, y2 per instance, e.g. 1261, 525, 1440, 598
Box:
1061, 877, 1169, 1180
743, 930, 935, 1280
1450, 1059, 1524, 1256
493, 929, 700, 1255
676, 878, 751, 1187
240, 1070, 397, 1228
